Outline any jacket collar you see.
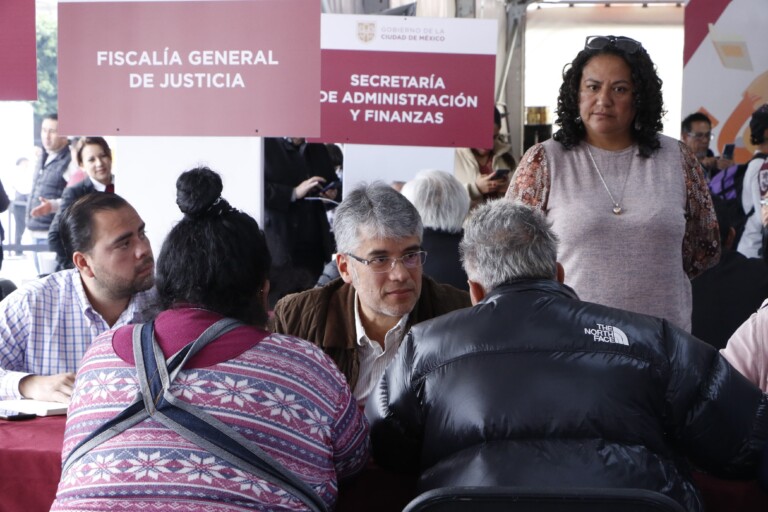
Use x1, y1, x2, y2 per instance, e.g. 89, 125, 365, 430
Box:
484, 278, 579, 303
321, 275, 463, 350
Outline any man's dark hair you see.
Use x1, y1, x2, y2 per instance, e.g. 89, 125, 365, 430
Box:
156, 167, 272, 326
552, 39, 665, 158
681, 112, 712, 134
59, 193, 131, 260
750, 104, 768, 145
43, 112, 58, 122
326, 143, 343, 169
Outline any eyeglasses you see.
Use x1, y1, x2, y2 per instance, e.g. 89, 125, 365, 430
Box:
585, 35, 642, 54
346, 251, 427, 273
687, 131, 713, 141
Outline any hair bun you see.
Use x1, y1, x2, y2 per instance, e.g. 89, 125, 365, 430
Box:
176, 167, 224, 217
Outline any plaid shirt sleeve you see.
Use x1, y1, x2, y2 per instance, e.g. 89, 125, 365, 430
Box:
0, 288, 33, 399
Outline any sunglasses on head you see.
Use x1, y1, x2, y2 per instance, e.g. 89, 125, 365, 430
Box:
585, 35, 642, 54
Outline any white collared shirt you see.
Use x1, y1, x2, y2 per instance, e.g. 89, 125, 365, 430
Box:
352, 291, 409, 405
89, 175, 114, 192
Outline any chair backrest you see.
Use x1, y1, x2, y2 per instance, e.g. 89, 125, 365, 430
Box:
402, 486, 687, 512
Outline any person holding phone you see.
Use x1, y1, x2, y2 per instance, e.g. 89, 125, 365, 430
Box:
263, 137, 338, 307
455, 107, 516, 209
681, 112, 733, 179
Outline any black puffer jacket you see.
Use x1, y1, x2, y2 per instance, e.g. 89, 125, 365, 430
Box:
366, 279, 768, 512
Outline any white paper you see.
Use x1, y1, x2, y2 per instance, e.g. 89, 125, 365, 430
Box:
0, 399, 68, 416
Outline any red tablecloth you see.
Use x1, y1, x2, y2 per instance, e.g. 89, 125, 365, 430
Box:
0, 415, 66, 512
693, 470, 768, 511
2, 415, 766, 512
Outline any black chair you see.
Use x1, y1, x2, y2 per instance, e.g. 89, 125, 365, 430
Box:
402, 486, 687, 512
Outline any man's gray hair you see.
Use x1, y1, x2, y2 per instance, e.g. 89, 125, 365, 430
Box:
460, 200, 559, 291
334, 182, 423, 254
400, 170, 470, 233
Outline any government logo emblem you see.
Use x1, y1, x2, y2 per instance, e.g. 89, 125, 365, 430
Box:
358, 22, 375, 43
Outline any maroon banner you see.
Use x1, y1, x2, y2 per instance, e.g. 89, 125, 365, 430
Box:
316, 49, 496, 148
0, 0, 37, 100
58, 0, 320, 137
312, 14, 498, 148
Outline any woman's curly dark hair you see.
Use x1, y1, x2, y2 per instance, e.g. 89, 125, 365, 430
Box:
552, 42, 665, 158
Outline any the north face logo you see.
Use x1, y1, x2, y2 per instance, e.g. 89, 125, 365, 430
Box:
584, 323, 629, 345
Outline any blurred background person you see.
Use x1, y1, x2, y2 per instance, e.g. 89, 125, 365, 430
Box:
263, 137, 338, 307
401, 169, 470, 290
681, 112, 732, 179
65, 137, 87, 187
26, 113, 71, 275
454, 107, 516, 209
325, 143, 344, 181
738, 104, 768, 258
0, 178, 9, 270
508, 35, 719, 332
691, 196, 768, 349
722, 297, 768, 394
7, 156, 33, 255
52, 167, 369, 512
48, 137, 115, 271
324, 143, 344, 229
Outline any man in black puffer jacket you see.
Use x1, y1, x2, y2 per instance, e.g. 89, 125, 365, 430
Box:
366, 201, 768, 512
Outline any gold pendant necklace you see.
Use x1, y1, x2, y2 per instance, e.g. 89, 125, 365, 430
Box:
586, 145, 630, 215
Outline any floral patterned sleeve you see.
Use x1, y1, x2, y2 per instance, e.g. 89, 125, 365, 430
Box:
679, 140, 720, 278
505, 143, 550, 210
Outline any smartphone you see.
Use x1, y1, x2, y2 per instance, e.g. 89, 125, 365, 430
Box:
0, 408, 36, 421
490, 169, 511, 181
319, 180, 341, 193
722, 143, 735, 161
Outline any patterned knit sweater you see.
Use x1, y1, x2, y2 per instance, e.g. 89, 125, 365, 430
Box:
52, 308, 370, 511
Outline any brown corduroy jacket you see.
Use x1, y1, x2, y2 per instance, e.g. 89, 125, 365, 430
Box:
271, 276, 471, 389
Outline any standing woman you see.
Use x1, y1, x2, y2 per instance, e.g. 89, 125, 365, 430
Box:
507, 36, 719, 331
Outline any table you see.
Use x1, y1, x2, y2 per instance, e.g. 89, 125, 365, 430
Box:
1, 416, 766, 512
0, 415, 65, 512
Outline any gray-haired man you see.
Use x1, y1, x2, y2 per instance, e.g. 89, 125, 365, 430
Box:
272, 182, 470, 404
366, 200, 767, 512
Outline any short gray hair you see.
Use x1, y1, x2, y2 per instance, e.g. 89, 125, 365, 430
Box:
400, 170, 470, 233
334, 182, 423, 254
460, 200, 559, 291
